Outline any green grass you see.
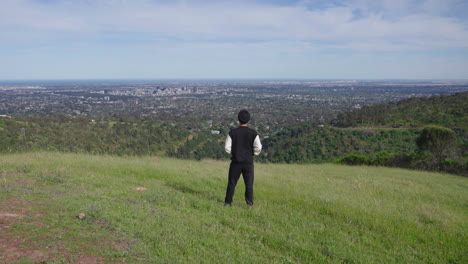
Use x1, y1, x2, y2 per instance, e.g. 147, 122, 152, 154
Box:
1, 152, 467, 263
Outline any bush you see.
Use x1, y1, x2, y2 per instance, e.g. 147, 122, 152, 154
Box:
439, 159, 468, 177
416, 126, 457, 165
374, 151, 394, 166
336, 153, 371, 166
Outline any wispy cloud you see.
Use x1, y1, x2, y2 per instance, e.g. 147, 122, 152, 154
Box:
2, 0, 467, 47
1, 0, 467, 79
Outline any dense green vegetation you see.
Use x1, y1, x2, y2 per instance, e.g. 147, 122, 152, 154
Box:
0, 116, 191, 156
261, 126, 418, 163
416, 126, 458, 163
261, 125, 467, 176
0, 116, 427, 167
261, 92, 467, 175
1, 152, 467, 263
333, 91, 468, 128
1, 92, 466, 176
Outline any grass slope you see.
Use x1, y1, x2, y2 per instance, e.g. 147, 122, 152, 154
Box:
1, 152, 467, 263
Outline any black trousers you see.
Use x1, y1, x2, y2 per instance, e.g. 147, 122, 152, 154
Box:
224, 161, 254, 205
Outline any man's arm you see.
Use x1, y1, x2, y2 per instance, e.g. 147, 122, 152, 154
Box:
253, 135, 262, 155
225, 134, 232, 154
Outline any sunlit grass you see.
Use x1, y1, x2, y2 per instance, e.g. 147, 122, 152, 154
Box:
1, 152, 467, 263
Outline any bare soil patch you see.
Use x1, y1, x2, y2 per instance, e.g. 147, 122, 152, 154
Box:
132, 186, 148, 191
0, 198, 52, 263
0, 197, 119, 263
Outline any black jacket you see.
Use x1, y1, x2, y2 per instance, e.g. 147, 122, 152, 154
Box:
227, 126, 260, 163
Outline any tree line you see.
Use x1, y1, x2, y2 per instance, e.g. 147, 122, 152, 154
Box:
0, 91, 466, 176
0, 116, 189, 156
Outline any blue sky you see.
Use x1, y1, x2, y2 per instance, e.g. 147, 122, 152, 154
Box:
1, 0, 467, 80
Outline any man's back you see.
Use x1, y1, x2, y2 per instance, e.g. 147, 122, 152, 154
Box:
225, 126, 262, 164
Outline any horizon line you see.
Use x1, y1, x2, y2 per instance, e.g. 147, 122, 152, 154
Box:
2, 78, 468, 82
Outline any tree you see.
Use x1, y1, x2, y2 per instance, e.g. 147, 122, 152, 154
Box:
416, 125, 457, 166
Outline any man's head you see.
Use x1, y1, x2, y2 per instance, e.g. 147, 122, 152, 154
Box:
238, 109, 250, 125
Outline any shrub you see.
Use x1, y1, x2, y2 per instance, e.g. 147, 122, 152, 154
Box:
439, 159, 468, 177
336, 153, 371, 166
374, 151, 394, 166
416, 126, 457, 164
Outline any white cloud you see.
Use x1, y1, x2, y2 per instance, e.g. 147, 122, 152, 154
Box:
1, 0, 467, 51
1, 0, 467, 79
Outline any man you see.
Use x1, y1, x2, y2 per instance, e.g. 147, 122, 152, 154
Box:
224, 109, 262, 207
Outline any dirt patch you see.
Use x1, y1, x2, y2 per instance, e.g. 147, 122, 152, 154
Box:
0, 243, 51, 262
0, 226, 53, 263
0, 197, 120, 263
74, 255, 106, 263
1, 172, 134, 263
132, 187, 148, 191
0, 212, 27, 218
0, 197, 29, 214
0, 198, 51, 263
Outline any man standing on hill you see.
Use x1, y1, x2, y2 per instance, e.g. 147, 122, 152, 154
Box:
224, 110, 262, 207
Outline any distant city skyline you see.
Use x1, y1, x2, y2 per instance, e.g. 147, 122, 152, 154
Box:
1, 0, 468, 80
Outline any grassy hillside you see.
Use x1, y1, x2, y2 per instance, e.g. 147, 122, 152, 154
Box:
1, 152, 467, 263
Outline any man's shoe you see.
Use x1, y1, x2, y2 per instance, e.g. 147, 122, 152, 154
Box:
224, 203, 232, 207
